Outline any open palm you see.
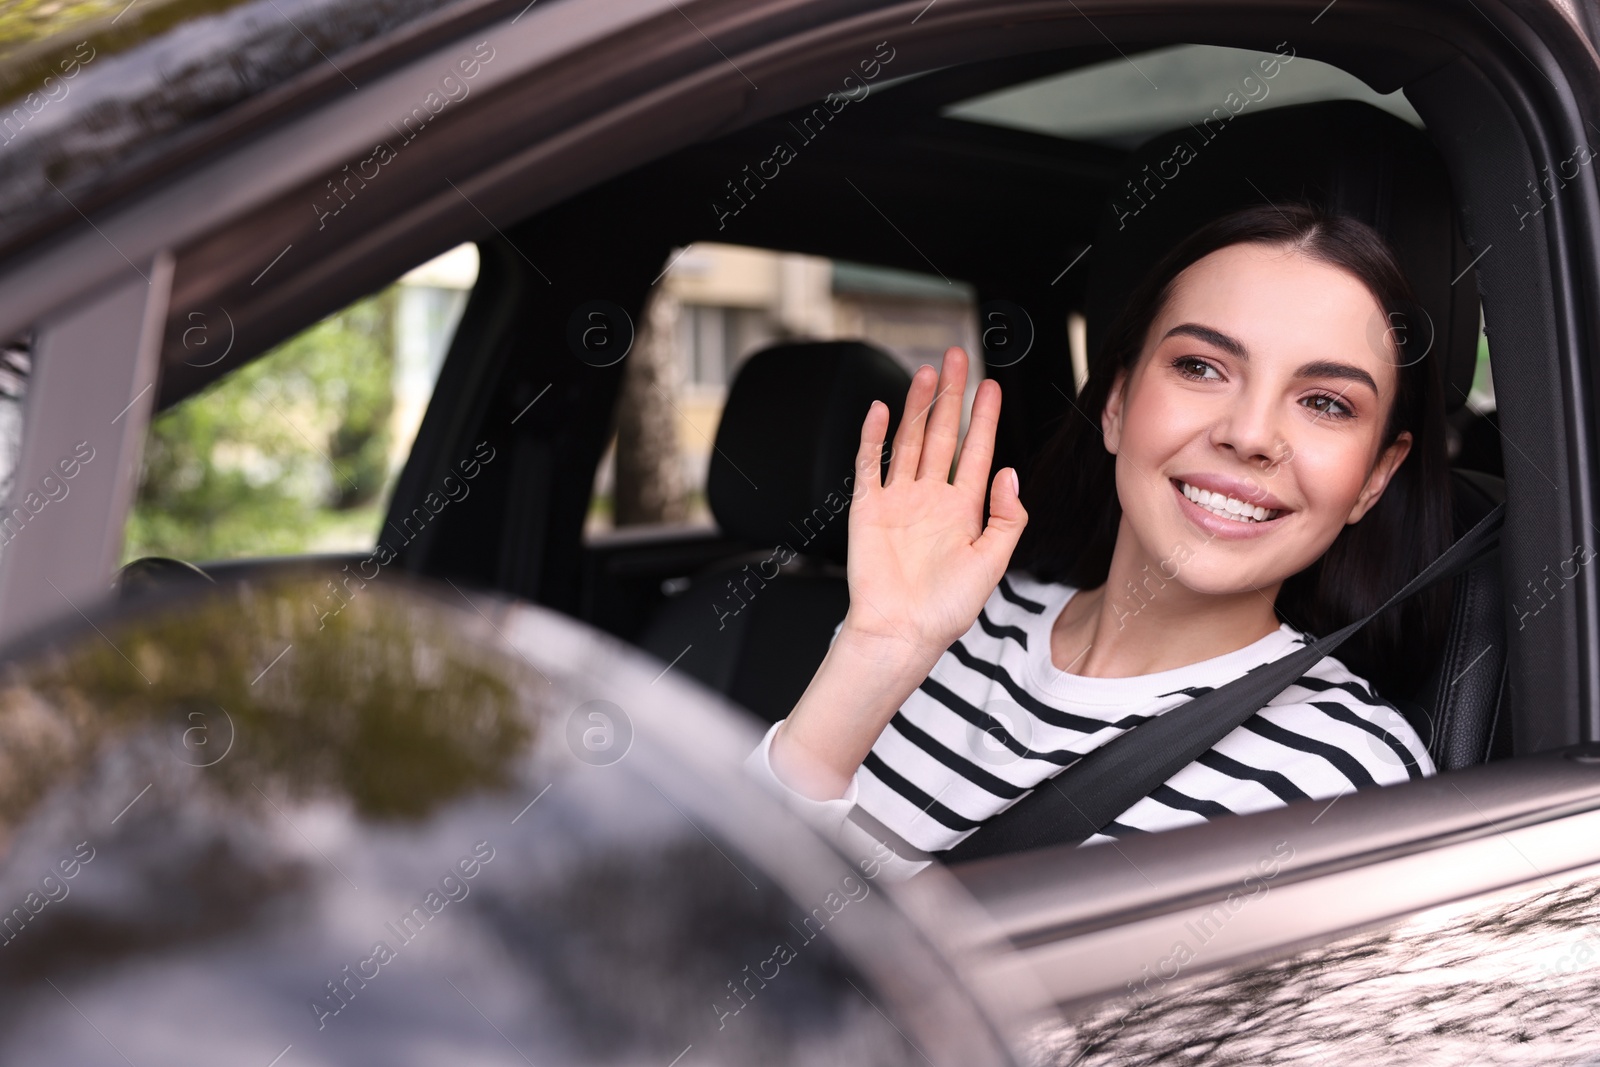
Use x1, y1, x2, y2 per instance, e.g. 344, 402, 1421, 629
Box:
843, 346, 1028, 662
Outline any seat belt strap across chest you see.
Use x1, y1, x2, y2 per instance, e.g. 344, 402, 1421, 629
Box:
939, 503, 1505, 863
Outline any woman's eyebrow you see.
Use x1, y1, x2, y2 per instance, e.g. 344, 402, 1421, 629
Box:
1295, 359, 1378, 394
1164, 323, 1247, 357
1163, 323, 1380, 395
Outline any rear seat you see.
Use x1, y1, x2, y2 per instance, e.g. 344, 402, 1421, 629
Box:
637, 340, 908, 723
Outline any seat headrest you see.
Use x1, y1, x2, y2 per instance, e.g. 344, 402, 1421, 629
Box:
1086, 100, 1480, 412
708, 340, 910, 564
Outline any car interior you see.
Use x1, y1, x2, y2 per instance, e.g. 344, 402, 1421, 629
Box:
129, 39, 1521, 862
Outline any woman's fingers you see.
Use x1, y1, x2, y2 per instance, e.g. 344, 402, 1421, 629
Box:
853, 400, 890, 499
953, 376, 1001, 496
974, 466, 1028, 574
916, 347, 969, 481
885, 363, 936, 485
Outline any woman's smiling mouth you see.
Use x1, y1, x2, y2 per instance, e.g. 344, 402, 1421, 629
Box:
1172, 477, 1286, 526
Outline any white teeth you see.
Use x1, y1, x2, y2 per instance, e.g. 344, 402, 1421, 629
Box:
1179, 482, 1280, 524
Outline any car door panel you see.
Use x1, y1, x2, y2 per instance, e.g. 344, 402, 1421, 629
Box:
955, 750, 1600, 1063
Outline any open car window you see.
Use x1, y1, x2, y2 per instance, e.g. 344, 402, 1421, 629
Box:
123, 243, 477, 563
588, 242, 980, 535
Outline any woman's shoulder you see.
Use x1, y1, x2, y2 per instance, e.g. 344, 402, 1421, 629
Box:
1262, 627, 1437, 776
1275, 627, 1390, 706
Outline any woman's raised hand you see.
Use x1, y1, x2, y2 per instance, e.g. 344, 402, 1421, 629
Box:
770, 350, 1026, 800
840, 346, 1028, 668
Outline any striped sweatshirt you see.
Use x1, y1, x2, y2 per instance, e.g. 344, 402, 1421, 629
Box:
746, 571, 1435, 880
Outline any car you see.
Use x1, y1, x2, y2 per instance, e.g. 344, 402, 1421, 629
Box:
0, 0, 1598, 1063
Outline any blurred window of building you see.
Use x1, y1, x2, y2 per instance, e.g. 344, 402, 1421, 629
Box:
588, 243, 979, 537
392, 244, 479, 476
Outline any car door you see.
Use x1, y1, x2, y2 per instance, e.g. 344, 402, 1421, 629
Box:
950, 745, 1600, 1064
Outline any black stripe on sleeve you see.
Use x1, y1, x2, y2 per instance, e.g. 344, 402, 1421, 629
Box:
975, 608, 1029, 649
1147, 784, 1238, 819
945, 641, 1151, 733
1195, 750, 1311, 804
1307, 700, 1425, 781
1240, 715, 1380, 790
886, 712, 1026, 799
845, 805, 935, 864
916, 676, 1084, 766
997, 575, 1047, 613
861, 751, 983, 831
1098, 820, 1147, 838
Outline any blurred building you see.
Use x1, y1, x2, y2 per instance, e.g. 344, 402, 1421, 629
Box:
594, 242, 981, 532
391, 243, 479, 479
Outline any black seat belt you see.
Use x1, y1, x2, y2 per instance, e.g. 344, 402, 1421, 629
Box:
941, 503, 1504, 863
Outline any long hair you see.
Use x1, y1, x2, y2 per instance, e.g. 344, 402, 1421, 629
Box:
1013, 203, 1453, 697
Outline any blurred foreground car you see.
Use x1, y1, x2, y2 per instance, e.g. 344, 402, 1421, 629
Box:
0, 576, 1024, 1064
3, 0, 1600, 1064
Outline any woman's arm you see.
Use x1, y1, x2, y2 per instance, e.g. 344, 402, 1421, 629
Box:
767, 618, 943, 800
768, 346, 1028, 800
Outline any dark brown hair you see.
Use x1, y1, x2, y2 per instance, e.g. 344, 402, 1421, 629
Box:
1014, 203, 1452, 697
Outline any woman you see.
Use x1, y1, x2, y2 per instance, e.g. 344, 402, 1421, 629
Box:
747, 203, 1452, 880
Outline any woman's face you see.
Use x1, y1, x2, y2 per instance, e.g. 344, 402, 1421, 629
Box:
1101, 241, 1413, 597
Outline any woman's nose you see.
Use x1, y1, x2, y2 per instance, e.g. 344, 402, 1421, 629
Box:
1211, 393, 1285, 467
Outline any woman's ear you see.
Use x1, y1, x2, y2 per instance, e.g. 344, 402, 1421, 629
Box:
1346, 431, 1413, 524
1101, 371, 1128, 455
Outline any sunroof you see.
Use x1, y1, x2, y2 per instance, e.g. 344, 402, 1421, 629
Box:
943, 44, 1422, 149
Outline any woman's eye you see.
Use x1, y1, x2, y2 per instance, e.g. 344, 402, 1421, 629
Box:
1173, 356, 1220, 380
1303, 393, 1353, 419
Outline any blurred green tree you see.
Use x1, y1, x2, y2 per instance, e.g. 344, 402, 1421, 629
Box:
124, 288, 396, 562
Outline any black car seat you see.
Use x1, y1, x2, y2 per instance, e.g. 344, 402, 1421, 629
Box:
1083, 99, 1508, 768
637, 340, 909, 723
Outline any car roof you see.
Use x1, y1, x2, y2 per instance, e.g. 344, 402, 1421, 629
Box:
0, 0, 503, 257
